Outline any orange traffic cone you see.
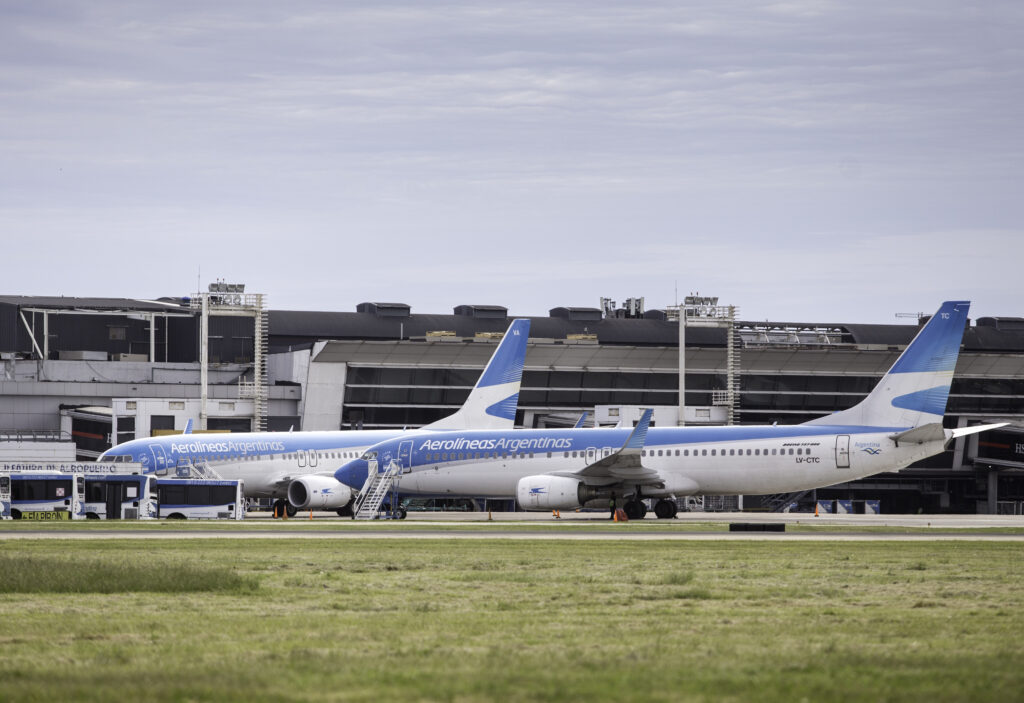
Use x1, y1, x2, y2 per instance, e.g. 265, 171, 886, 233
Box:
814, 503, 819, 517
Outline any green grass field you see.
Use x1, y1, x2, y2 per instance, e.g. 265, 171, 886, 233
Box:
0, 538, 1021, 702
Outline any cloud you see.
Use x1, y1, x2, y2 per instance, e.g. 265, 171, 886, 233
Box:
0, 1, 1021, 323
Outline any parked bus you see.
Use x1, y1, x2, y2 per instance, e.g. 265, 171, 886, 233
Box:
84, 474, 158, 519
156, 479, 245, 520
0, 473, 11, 519
7, 472, 86, 520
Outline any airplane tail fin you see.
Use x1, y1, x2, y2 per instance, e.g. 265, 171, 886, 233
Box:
805, 301, 970, 430
423, 318, 530, 431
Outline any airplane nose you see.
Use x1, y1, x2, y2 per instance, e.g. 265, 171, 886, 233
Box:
335, 460, 368, 489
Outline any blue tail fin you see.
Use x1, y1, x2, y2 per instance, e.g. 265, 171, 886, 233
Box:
805, 301, 969, 429
423, 318, 530, 430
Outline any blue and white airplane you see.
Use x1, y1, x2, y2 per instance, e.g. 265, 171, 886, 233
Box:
335, 301, 1005, 518
97, 319, 530, 515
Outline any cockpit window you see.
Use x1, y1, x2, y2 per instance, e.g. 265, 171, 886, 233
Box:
361, 451, 377, 461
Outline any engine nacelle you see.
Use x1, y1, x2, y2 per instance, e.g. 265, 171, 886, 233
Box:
516, 475, 591, 511
288, 475, 353, 510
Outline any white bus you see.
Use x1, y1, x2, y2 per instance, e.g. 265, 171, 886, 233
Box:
0, 473, 11, 519
156, 479, 246, 520
84, 475, 158, 519
7, 472, 86, 520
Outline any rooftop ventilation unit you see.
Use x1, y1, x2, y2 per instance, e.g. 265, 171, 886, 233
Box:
356, 302, 411, 318
549, 307, 602, 321
454, 305, 508, 319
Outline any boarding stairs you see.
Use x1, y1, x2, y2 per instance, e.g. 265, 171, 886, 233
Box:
353, 459, 401, 520
173, 460, 224, 481
763, 489, 813, 513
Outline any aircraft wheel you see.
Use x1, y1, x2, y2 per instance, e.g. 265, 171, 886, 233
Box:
285, 504, 298, 518
273, 499, 288, 518
623, 500, 646, 520
397, 507, 408, 520
654, 499, 677, 519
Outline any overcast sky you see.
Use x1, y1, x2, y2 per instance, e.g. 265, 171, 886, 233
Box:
2, 1, 1021, 324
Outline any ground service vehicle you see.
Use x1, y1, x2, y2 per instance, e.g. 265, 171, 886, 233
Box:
0, 473, 11, 519
84, 474, 158, 519
156, 479, 245, 519
7, 472, 86, 519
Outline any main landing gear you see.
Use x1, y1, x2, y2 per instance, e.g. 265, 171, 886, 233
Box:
273, 499, 297, 518
654, 499, 679, 519
622, 499, 647, 520
621, 497, 679, 520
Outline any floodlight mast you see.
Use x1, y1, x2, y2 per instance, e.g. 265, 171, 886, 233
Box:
667, 296, 738, 427
192, 281, 267, 433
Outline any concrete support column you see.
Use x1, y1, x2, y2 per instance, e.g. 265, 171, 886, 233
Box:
987, 469, 999, 514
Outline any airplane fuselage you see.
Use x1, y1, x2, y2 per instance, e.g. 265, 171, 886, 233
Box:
338, 424, 944, 499
100, 430, 410, 498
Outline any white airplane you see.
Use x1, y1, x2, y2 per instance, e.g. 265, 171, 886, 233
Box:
335, 301, 1005, 518
97, 318, 530, 516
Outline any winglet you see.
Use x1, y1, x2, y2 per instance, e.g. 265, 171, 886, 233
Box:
183, 419, 193, 435
574, 412, 589, 429
623, 409, 653, 451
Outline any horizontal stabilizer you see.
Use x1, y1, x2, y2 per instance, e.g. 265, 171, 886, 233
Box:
948, 422, 1010, 439
890, 422, 1010, 447
888, 423, 945, 445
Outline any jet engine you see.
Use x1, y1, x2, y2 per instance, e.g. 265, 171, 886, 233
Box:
516, 475, 604, 511
288, 476, 353, 510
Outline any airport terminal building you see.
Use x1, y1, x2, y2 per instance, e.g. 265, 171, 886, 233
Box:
2, 292, 1022, 514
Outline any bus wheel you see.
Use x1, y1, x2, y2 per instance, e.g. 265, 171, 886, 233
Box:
166, 513, 186, 520
11, 509, 21, 520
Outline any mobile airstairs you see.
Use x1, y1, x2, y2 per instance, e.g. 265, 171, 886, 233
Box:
352, 458, 403, 520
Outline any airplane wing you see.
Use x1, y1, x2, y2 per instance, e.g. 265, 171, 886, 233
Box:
268, 474, 294, 492
552, 409, 664, 485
